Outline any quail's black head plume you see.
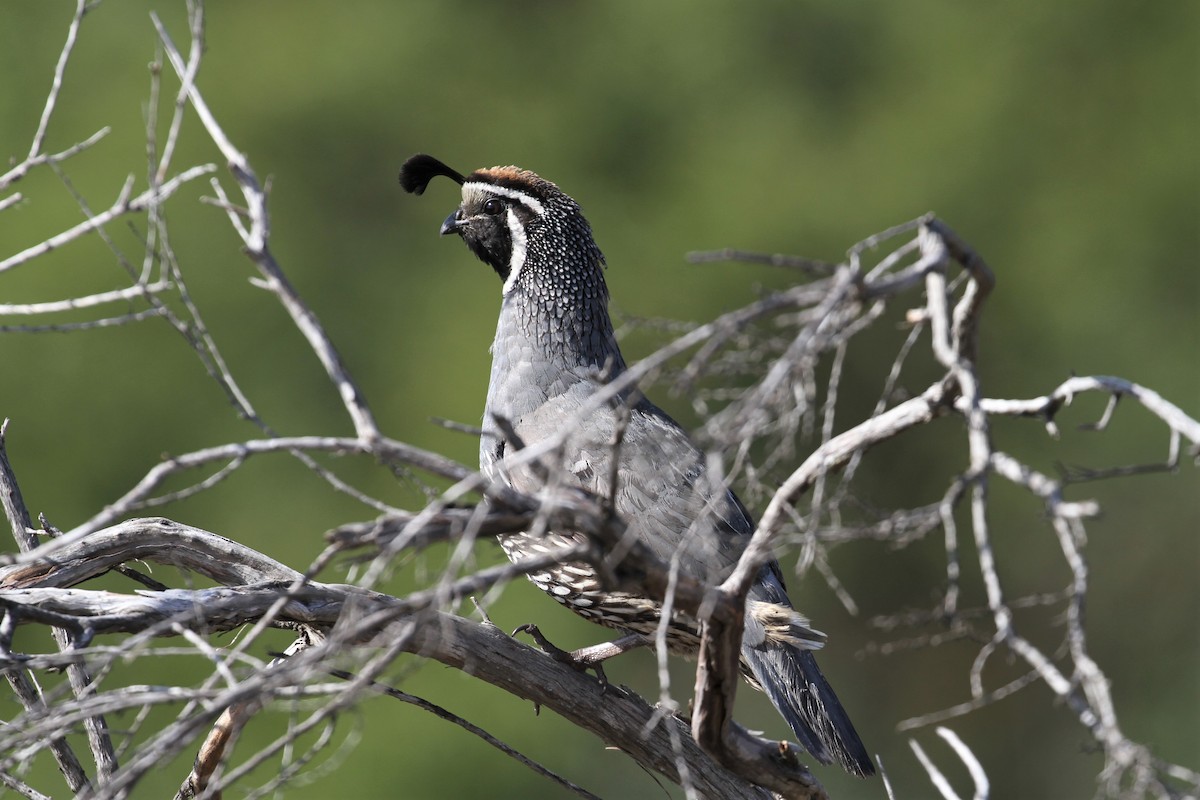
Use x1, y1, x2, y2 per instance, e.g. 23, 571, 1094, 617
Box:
398, 153, 465, 195
400, 153, 875, 777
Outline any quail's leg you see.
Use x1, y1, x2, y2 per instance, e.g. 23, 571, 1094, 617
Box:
512, 624, 652, 691
569, 632, 654, 666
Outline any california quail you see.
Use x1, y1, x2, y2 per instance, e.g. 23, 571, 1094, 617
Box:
399, 154, 874, 777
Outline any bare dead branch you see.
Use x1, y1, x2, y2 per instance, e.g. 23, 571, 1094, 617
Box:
0, 166, 216, 275
967, 374, 1200, 454
0, 0, 100, 194
0, 280, 174, 316
151, 10, 380, 443
909, 727, 989, 800
31, 435, 472, 547
0, 578, 775, 799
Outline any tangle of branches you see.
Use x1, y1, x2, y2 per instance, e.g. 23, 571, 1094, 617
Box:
1, 4, 1196, 799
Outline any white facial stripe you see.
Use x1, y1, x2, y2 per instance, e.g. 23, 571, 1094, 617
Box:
463, 181, 545, 216
501, 207, 527, 296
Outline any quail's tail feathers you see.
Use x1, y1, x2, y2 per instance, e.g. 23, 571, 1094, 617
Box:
743, 641, 875, 777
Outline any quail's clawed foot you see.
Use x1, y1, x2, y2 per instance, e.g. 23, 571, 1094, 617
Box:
512, 623, 608, 690
512, 625, 652, 693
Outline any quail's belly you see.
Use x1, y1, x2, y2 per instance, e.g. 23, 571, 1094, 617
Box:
498, 531, 703, 654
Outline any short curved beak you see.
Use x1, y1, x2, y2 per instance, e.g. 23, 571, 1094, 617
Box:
440, 210, 464, 236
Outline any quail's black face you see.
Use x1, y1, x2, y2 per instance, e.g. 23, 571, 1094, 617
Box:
439, 182, 543, 285
399, 155, 556, 291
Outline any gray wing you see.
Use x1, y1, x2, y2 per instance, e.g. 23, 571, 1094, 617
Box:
500, 383, 754, 588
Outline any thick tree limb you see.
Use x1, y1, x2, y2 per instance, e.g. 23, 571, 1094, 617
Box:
0, 527, 778, 800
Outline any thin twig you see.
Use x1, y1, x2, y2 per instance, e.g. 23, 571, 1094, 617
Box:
0, 165, 217, 275
327, 666, 604, 800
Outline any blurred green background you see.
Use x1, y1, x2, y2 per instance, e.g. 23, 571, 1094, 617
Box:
1, 2, 1196, 798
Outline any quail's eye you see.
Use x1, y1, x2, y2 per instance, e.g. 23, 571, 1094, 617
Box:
482, 197, 504, 216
